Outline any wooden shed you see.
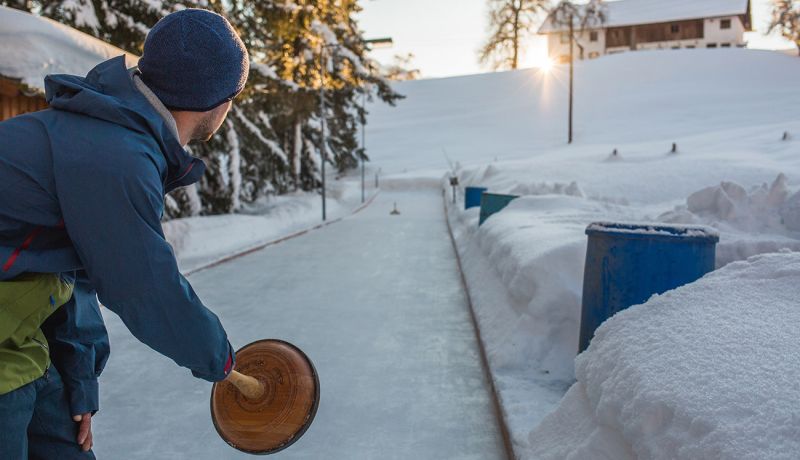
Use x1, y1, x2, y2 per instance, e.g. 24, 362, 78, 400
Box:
0, 5, 137, 122
0, 76, 48, 121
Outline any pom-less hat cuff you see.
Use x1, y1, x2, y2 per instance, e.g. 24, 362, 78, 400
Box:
155, 84, 245, 112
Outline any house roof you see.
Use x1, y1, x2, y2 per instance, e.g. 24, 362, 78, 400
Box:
0, 5, 137, 93
538, 0, 751, 34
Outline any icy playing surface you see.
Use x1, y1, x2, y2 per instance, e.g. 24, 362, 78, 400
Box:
94, 190, 506, 459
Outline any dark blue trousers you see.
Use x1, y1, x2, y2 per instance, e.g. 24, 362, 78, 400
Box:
0, 366, 95, 460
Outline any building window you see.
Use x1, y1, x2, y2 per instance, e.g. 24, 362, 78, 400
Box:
560, 33, 570, 44
590, 31, 598, 42
721, 19, 731, 29
707, 43, 717, 48
671, 24, 680, 34
721, 43, 731, 48
686, 45, 696, 49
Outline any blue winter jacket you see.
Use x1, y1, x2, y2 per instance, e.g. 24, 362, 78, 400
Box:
0, 56, 234, 415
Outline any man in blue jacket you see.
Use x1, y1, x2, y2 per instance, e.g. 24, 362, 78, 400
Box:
0, 9, 248, 458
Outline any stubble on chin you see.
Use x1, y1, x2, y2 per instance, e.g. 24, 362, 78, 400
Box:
191, 113, 216, 142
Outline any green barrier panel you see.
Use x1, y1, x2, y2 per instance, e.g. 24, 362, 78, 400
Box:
479, 193, 519, 226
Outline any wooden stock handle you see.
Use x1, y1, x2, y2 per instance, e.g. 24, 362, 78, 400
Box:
226, 370, 265, 399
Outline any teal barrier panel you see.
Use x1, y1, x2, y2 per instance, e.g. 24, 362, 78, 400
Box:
479, 193, 519, 226
465, 187, 488, 210
578, 222, 719, 353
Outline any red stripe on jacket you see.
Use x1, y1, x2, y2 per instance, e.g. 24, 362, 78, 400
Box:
2, 226, 45, 272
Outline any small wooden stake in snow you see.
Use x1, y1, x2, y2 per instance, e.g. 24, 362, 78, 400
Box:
449, 176, 459, 205
612, 148, 618, 156
390, 202, 401, 215
671, 142, 678, 154
783, 131, 790, 141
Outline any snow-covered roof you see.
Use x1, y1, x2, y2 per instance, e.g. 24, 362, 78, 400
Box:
0, 5, 138, 93
538, 0, 751, 34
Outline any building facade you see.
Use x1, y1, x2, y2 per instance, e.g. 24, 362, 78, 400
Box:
0, 77, 47, 121
539, 0, 752, 63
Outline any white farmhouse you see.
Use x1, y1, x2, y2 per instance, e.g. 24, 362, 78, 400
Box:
538, 0, 753, 63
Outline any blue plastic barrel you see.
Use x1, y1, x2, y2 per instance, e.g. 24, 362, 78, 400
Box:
479, 193, 519, 226
465, 187, 488, 210
578, 222, 719, 353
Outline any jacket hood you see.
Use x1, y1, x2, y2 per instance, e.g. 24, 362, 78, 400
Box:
44, 55, 205, 193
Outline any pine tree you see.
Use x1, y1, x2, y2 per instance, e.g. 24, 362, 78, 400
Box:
770, 0, 800, 56
228, 0, 401, 191
0, 0, 33, 11
11, 0, 401, 217
479, 0, 548, 71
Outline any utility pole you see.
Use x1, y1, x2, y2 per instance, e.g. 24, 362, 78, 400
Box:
569, 14, 574, 145
319, 45, 328, 221
361, 90, 366, 203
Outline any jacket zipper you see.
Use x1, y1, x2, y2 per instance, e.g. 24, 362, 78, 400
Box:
31, 337, 51, 380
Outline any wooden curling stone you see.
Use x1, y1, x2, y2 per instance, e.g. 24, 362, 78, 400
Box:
211, 339, 319, 455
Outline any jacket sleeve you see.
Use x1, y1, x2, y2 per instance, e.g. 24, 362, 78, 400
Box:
41, 271, 110, 416
54, 147, 234, 383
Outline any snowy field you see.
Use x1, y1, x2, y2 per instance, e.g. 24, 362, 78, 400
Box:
367, 48, 800, 459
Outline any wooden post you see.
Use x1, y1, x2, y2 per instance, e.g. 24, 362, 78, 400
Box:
226, 370, 265, 399
319, 46, 328, 222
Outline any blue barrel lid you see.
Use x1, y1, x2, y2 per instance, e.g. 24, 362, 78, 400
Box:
585, 221, 720, 242
481, 192, 520, 198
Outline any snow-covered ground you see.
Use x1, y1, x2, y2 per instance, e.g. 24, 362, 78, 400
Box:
90, 47, 800, 459
367, 48, 800, 458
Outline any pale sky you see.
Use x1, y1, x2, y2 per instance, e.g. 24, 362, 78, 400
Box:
356, 0, 795, 79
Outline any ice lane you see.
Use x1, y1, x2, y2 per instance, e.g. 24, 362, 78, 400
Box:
94, 189, 507, 460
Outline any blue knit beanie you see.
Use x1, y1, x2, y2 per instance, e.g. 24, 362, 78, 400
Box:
139, 9, 249, 112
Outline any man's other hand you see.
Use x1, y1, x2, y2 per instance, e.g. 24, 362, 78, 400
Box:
72, 413, 93, 452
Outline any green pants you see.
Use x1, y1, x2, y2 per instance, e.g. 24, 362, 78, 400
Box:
0, 273, 74, 394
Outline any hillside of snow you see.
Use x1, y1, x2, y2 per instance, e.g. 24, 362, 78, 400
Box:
367, 48, 800, 458
368, 48, 800, 189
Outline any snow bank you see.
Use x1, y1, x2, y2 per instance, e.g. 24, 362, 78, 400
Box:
659, 174, 800, 266
0, 6, 137, 91
529, 251, 800, 460
448, 172, 800, 457
446, 184, 642, 453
